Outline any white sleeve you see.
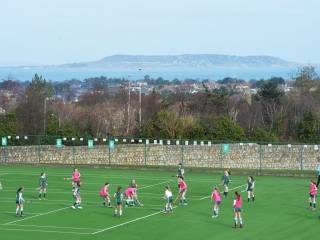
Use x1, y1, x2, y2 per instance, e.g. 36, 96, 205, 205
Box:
233, 200, 236, 206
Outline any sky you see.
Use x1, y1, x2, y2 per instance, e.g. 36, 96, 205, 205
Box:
0, 0, 319, 66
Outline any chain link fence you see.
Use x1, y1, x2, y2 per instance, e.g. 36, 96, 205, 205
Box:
1, 135, 319, 173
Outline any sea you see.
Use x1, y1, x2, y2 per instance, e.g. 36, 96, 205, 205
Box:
0, 66, 305, 82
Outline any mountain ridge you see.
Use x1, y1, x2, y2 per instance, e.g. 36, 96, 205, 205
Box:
60, 54, 299, 69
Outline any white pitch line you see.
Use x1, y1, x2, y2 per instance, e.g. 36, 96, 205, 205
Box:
138, 180, 172, 190
199, 184, 247, 200
0, 171, 241, 183
2, 212, 43, 215
0, 228, 91, 235
92, 206, 177, 235
3, 207, 70, 225
4, 223, 100, 230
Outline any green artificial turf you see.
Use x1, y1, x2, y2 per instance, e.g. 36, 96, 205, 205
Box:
0, 165, 319, 240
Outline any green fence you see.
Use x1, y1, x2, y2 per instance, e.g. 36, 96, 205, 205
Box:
1, 135, 319, 173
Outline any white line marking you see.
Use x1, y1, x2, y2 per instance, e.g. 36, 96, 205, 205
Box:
199, 184, 247, 200
4, 223, 100, 230
92, 206, 177, 235
0, 171, 241, 183
138, 180, 173, 190
3, 207, 69, 225
0, 228, 91, 235
2, 212, 43, 215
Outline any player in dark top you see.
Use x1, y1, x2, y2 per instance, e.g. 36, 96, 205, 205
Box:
38, 172, 48, 200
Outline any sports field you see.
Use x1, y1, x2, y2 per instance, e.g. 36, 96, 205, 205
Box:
0, 165, 318, 240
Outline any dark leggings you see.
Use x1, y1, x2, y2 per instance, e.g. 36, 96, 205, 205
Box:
317, 175, 320, 187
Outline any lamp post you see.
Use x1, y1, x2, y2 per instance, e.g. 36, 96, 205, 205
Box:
126, 76, 131, 135
43, 97, 49, 134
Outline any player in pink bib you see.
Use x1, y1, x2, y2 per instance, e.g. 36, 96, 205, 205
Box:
72, 169, 81, 187
233, 191, 243, 228
177, 177, 188, 205
309, 180, 317, 210
124, 187, 135, 207
211, 187, 222, 218
100, 182, 112, 208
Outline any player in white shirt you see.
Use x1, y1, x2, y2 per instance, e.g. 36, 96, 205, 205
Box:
164, 186, 173, 213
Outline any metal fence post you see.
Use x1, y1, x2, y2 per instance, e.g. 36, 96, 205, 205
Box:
300, 145, 304, 171
181, 145, 184, 165
259, 144, 262, 175
38, 135, 41, 164
144, 140, 147, 166
72, 141, 76, 166
220, 144, 223, 169
108, 134, 111, 166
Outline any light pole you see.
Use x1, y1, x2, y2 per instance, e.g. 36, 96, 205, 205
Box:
126, 76, 131, 134
138, 68, 142, 128
43, 97, 49, 134
139, 82, 142, 127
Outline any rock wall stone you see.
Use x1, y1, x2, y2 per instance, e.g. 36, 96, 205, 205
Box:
1, 143, 319, 170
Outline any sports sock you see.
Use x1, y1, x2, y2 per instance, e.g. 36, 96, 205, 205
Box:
119, 209, 122, 216
239, 217, 243, 225
16, 207, 19, 215
43, 193, 46, 198
234, 217, 238, 224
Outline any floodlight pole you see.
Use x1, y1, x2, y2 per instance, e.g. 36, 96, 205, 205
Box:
127, 76, 131, 134
43, 97, 49, 134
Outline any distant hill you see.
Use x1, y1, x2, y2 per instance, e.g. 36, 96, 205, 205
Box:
61, 54, 298, 69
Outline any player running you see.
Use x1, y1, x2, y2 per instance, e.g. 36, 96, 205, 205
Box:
38, 172, 48, 200
211, 187, 222, 218
233, 191, 243, 228
246, 176, 255, 202
177, 177, 187, 205
71, 182, 82, 209
164, 186, 173, 213
114, 186, 124, 217
100, 182, 112, 208
221, 171, 230, 198
309, 180, 317, 210
15, 187, 25, 217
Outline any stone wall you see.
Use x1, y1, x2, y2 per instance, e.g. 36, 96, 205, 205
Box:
1, 143, 319, 170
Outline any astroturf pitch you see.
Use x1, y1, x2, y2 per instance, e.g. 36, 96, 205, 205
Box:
0, 165, 319, 240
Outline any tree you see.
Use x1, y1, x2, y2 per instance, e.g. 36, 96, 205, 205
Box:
203, 116, 246, 141
254, 80, 285, 133
16, 74, 53, 134
141, 110, 181, 139
295, 111, 320, 143
0, 111, 19, 135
